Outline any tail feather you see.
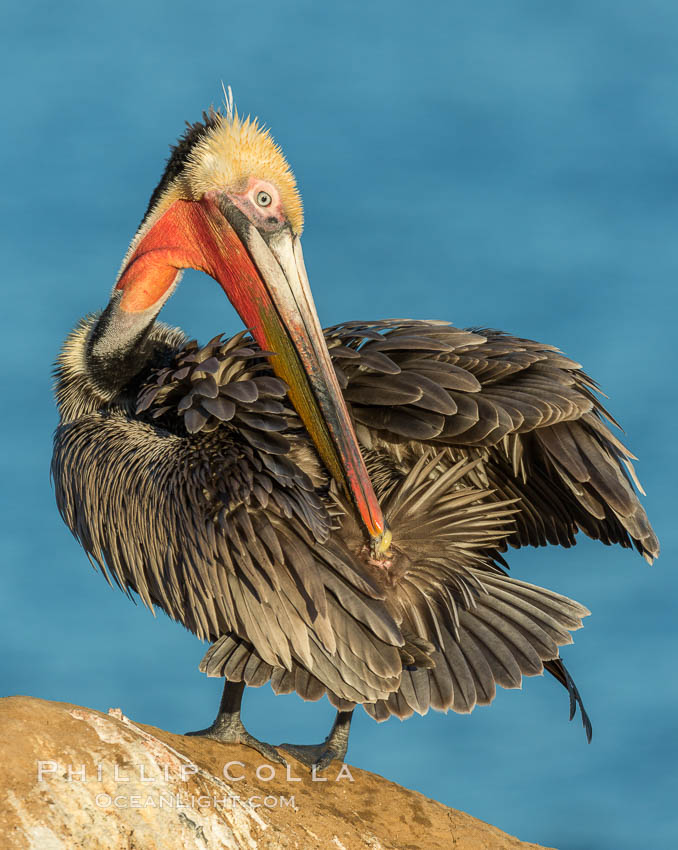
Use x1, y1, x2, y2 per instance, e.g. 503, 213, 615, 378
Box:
365, 571, 589, 722
545, 658, 593, 742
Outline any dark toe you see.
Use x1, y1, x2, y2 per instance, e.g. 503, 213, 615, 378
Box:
244, 736, 287, 765
184, 726, 286, 765
314, 748, 342, 772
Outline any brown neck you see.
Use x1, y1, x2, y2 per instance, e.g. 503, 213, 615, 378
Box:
55, 310, 188, 424
86, 291, 168, 396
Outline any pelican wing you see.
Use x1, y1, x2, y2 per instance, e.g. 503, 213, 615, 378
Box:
327, 320, 659, 563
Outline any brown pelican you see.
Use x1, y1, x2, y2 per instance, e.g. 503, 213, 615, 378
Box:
52, 101, 658, 770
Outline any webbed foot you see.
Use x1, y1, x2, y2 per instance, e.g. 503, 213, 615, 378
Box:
280, 708, 353, 772
186, 715, 286, 764
279, 741, 345, 771
185, 679, 286, 765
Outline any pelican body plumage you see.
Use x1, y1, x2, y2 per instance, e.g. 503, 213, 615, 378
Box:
52, 104, 658, 769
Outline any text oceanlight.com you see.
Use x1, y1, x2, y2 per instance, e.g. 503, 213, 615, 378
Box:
93, 793, 295, 810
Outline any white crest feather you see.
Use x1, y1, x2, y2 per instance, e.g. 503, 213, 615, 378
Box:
221, 82, 235, 122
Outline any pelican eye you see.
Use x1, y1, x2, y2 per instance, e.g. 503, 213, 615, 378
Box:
256, 190, 272, 207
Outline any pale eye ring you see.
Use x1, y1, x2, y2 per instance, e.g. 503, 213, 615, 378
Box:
256, 190, 272, 207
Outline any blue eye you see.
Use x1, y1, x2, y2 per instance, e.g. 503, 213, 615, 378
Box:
256, 190, 272, 207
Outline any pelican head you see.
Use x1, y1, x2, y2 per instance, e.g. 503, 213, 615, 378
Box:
110, 100, 386, 547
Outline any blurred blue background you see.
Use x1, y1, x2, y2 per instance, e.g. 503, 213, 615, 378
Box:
1, 2, 676, 848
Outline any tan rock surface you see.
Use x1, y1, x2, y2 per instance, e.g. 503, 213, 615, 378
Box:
0, 696, 553, 849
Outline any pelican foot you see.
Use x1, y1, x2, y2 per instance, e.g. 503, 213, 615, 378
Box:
185, 716, 286, 765
279, 708, 353, 772
186, 679, 286, 764
279, 740, 346, 771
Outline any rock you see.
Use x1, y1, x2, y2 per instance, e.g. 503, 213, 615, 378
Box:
0, 696, 552, 849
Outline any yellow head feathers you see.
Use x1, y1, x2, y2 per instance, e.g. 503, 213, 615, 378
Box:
183, 109, 304, 234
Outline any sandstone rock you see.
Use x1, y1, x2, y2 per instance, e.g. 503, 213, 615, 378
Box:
0, 696, 553, 849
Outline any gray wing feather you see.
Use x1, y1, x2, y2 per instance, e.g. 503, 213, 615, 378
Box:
327, 320, 658, 562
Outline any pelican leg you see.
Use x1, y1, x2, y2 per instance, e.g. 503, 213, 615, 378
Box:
185, 680, 286, 765
280, 709, 353, 771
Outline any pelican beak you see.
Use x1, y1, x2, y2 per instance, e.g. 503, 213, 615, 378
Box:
115, 194, 387, 547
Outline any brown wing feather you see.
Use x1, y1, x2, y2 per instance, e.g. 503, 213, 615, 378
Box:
323, 446, 591, 725
327, 320, 658, 562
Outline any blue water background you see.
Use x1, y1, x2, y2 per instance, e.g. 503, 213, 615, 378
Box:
1, 3, 676, 848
